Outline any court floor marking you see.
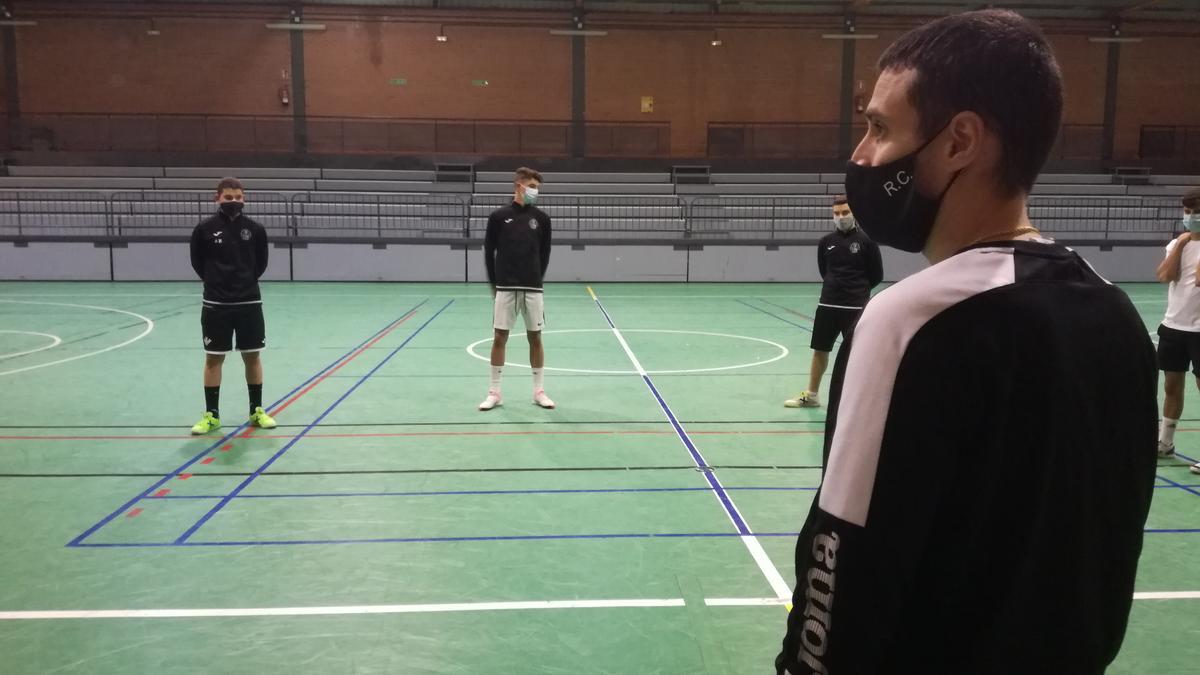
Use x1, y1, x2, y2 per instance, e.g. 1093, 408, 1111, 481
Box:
65, 305, 431, 547
2, 590, 1197, 621
465, 328, 790, 374
704, 591, 1200, 607
587, 285, 793, 602
0, 599, 687, 620
0, 300, 155, 376
173, 300, 454, 544
0, 330, 62, 360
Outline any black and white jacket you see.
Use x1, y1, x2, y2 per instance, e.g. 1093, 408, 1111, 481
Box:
778, 240, 1157, 675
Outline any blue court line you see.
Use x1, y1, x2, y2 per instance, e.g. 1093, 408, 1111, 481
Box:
65, 306, 429, 548
148, 482, 1200, 501
173, 299, 454, 544
736, 299, 813, 332
590, 290, 754, 537
148, 486, 825, 500
67, 526, 1200, 549
1156, 470, 1200, 499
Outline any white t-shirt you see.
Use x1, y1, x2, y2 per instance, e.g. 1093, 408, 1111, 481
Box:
1162, 238, 1200, 332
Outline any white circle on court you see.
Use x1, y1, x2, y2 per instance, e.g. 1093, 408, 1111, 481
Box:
466, 329, 789, 374
0, 330, 63, 360
0, 300, 155, 376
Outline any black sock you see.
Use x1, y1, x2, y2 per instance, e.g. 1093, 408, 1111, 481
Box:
249, 383, 263, 413
204, 386, 220, 418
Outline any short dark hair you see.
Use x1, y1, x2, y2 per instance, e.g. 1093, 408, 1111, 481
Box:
1183, 188, 1200, 211
877, 9, 1063, 196
832, 195, 848, 206
515, 167, 543, 185
216, 177, 244, 193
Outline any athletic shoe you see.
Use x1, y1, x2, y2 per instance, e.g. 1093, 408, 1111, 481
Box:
479, 391, 503, 411
1157, 441, 1176, 458
784, 391, 821, 408
1191, 462, 1200, 475
190, 412, 221, 435
249, 407, 277, 429
533, 390, 556, 409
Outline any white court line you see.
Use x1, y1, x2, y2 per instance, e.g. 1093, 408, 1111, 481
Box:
705, 598, 791, 607
0, 330, 62, 360
704, 591, 1200, 607
0, 598, 686, 620
0, 300, 154, 376
586, 286, 794, 603
465, 329, 789, 375
5, 592, 1196, 620
1131, 591, 1200, 600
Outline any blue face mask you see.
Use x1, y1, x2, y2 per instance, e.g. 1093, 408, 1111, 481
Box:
1186, 214, 1200, 234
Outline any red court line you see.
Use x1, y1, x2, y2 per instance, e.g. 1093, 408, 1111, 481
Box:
760, 299, 816, 322
125, 508, 143, 518
235, 309, 419, 440
265, 309, 421, 420
201, 457, 215, 465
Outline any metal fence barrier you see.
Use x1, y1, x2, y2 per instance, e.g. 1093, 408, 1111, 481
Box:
0, 190, 1187, 245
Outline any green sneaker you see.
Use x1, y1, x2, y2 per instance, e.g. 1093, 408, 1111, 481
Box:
249, 407, 277, 429
190, 412, 221, 435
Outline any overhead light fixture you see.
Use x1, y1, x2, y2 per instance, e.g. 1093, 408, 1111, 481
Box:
1091, 22, 1141, 43
267, 9, 324, 32
266, 22, 326, 31
436, 25, 448, 42
0, 19, 35, 26
822, 33, 878, 40
710, 30, 722, 47
549, 29, 608, 37
146, 18, 160, 36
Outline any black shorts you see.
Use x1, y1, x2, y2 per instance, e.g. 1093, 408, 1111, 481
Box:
201, 303, 266, 354
1157, 324, 1200, 375
811, 305, 862, 353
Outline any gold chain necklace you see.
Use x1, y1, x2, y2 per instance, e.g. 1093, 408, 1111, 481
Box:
973, 226, 1041, 246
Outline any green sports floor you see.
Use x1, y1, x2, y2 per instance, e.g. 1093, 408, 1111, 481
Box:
0, 281, 1195, 674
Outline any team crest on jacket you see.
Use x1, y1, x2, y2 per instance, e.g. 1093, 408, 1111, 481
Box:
529, 219, 538, 230
850, 242, 861, 254
240, 228, 251, 241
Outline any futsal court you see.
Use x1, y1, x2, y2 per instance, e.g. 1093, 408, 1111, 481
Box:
0, 281, 1196, 674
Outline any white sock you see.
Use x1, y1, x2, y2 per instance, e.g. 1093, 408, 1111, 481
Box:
1161, 417, 1178, 446
490, 366, 502, 394
532, 368, 545, 393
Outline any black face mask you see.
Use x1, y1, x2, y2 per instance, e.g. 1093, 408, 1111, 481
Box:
218, 201, 244, 219
844, 128, 958, 253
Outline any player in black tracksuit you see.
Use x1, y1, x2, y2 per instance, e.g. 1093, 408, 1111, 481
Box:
187, 177, 276, 435
777, 11, 1157, 674
784, 196, 883, 409
478, 167, 555, 411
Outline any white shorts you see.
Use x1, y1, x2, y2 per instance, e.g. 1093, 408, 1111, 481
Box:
493, 290, 545, 332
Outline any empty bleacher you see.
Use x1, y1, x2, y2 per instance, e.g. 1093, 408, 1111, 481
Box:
0, 165, 1194, 242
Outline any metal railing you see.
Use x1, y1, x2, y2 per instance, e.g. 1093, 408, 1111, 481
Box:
687, 195, 1183, 242
1141, 125, 1200, 161
0, 113, 672, 158
0, 190, 1186, 244
708, 122, 1105, 161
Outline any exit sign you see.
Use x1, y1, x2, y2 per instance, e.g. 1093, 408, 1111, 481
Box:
389, 78, 408, 86
471, 79, 490, 87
